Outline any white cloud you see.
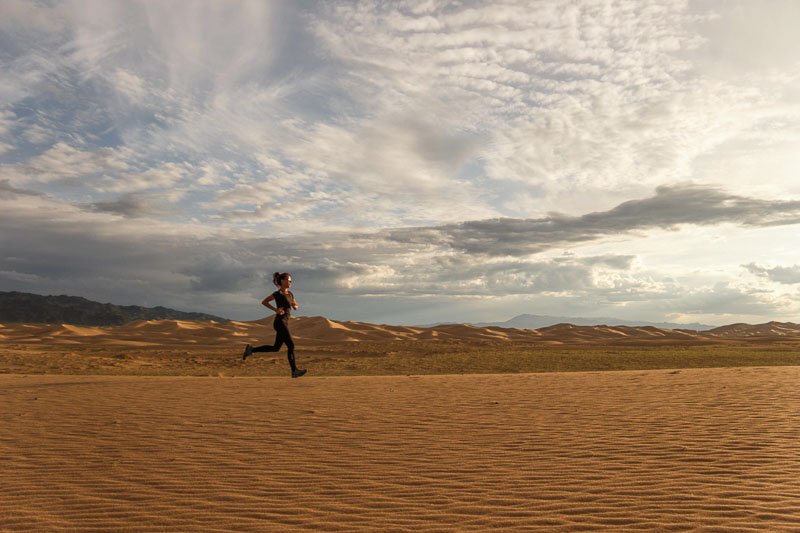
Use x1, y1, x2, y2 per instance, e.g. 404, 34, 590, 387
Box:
0, 110, 15, 137
0, 0, 65, 33
111, 69, 148, 103
10, 142, 133, 183
98, 161, 193, 194
689, 0, 800, 74
307, 0, 800, 217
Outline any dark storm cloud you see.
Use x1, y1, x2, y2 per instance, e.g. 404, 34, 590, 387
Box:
386, 185, 800, 256
744, 263, 800, 285
0, 179, 44, 198
181, 251, 265, 293
2, 183, 798, 321
0, 193, 633, 311
84, 194, 157, 218
558, 254, 636, 269
4, 184, 796, 304
0, 196, 404, 305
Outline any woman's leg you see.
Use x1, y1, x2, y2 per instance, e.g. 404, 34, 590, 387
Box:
251, 341, 284, 353
283, 324, 297, 372
252, 325, 285, 354
254, 320, 298, 372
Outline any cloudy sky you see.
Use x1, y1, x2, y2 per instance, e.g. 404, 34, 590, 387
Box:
1, 0, 799, 325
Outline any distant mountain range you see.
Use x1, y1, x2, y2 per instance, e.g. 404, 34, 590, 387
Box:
0, 291, 228, 326
425, 313, 715, 331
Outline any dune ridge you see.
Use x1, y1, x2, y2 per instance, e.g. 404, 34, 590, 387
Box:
1, 317, 799, 347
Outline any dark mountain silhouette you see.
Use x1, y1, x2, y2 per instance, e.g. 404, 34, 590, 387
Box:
0, 291, 228, 326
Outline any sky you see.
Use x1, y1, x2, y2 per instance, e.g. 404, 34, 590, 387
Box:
1, 0, 799, 325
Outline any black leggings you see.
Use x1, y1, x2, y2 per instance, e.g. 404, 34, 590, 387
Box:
253, 316, 297, 371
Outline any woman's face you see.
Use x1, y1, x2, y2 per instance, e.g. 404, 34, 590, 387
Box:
282, 276, 293, 289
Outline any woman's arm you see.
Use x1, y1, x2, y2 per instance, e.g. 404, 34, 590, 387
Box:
261, 294, 281, 314
289, 291, 299, 310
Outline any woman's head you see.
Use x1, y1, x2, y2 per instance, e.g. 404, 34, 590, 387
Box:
273, 272, 292, 288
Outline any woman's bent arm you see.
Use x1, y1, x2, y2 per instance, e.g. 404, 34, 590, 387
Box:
261, 294, 277, 312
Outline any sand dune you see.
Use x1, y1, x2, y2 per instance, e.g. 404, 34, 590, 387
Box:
1, 317, 799, 347
46, 324, 109, 337
1, 367, 798, 532
296, 317, 392, 342
707, 321, 800, 338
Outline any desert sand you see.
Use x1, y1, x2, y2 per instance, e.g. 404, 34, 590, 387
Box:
1, 366, 799, 532
2, 318, 799, 531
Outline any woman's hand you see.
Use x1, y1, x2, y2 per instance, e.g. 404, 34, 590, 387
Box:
291, 303, 298, 310
277, 308, 285, 315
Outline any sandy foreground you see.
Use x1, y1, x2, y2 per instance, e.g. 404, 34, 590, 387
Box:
1, 367, 799, 532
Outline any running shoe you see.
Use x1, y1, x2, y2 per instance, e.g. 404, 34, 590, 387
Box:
291, 368, 307, 378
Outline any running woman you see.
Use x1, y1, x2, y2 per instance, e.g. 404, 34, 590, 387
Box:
242, 272, 307, 378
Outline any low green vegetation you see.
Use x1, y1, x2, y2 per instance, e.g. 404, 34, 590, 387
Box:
1, 341, 798, 376
303, 342, 800, 376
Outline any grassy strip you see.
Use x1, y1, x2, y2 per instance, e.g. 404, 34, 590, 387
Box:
1, 342, 799, 376
305, 344, 800, 376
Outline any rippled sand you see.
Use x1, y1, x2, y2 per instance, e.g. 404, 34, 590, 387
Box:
1, 367, 799, 531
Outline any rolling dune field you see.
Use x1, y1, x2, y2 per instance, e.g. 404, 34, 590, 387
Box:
2, 317, 799, 377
